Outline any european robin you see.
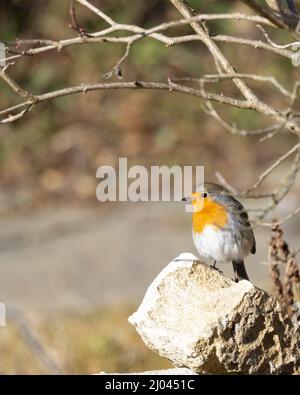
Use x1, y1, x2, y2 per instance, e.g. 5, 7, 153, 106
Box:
182, 182, 256, 282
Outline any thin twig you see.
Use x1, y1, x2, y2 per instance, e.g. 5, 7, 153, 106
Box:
246, 142, 300, 193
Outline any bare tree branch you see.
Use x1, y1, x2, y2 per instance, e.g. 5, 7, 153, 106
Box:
242, 0, 300, 30
0, 80, 252, 124
247, 142, 300, 193
1, 0, 300, 227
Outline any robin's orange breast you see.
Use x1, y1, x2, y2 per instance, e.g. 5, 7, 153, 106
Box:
192, 197, 228, 234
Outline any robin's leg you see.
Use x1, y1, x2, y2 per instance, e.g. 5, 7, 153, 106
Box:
210, 260, 223, 274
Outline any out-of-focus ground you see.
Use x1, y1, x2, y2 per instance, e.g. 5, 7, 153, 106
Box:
0, 0, 300, 374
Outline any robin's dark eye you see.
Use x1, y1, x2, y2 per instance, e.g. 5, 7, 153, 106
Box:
202, 192, 208, 198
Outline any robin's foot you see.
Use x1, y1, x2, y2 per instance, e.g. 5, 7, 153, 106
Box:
210, 261, 223, 274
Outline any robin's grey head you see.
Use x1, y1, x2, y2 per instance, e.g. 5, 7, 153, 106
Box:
182, 182, 230, 204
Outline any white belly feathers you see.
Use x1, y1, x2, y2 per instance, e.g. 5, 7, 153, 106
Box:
192, 225, 246, 263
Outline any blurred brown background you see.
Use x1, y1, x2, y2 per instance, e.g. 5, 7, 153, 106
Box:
0, 0, 299, 374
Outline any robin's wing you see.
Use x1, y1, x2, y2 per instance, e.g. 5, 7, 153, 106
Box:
226, 196, 256, 255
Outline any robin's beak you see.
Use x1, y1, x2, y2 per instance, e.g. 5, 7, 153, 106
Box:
181, 196, 192, 203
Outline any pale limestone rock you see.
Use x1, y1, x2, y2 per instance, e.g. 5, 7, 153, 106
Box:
129, 253, 300, 375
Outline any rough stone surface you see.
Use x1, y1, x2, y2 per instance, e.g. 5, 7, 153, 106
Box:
129, 253, 300, 375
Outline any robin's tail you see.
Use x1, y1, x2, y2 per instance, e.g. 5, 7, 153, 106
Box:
232, 259, 249, 282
